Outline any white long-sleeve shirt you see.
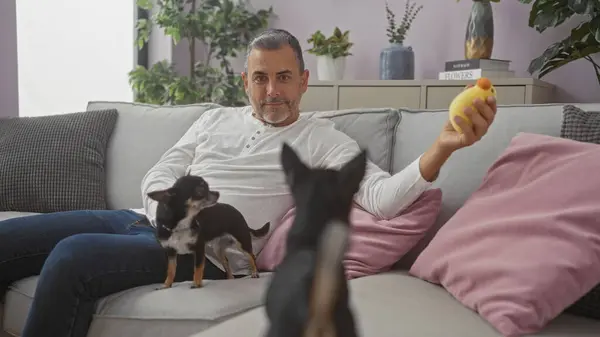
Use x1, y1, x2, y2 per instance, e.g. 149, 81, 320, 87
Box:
133, 106, 432, 275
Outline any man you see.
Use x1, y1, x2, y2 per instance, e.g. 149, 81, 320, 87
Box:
0, 29, 496, 337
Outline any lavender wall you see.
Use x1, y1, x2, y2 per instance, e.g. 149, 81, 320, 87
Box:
0, 0, 19, 117
2, 0, 599, 113
173, 0, 600, 103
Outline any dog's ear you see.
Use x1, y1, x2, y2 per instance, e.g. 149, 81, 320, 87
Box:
147, 188, 175, 203
280, 142, 309, 187
338, 150, 367, 197
206, 191, 219, 206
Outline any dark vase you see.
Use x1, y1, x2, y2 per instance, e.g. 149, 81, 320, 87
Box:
465, 0, 494, 59
379, 43, 415, 80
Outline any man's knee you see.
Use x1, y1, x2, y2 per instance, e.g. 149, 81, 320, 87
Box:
44, 232, 166, 278
43, 234, 102, 276
40, 232, 166, 298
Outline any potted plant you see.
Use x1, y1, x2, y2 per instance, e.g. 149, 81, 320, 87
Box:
306, 27, 353, 81
380, 0, 423, 80
129, 0, 273, 106
518, 0, 600, 85
457, 0, 501, 59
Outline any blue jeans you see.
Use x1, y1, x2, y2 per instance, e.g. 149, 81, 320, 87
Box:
0, 210, 228, 337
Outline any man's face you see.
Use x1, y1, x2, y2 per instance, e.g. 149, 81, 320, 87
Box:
242, 45, 309, 126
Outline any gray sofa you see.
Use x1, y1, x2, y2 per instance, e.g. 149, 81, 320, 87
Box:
2, 101, 600, 337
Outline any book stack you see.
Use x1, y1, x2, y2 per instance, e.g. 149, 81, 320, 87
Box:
438, 59, 514, 80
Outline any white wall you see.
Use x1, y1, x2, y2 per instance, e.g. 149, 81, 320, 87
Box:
16, 0, 135, 117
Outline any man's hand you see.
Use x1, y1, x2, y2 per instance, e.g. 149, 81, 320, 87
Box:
437, 96, 497, 153
418, 96, 497, 182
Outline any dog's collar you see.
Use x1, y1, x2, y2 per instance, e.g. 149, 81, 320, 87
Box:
161, 224, 189, 233
160, 219, 200, 233
160, 224, 175, 233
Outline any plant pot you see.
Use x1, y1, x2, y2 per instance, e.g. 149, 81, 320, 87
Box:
465, 0, 494, 59
316, 55, 346, 81
379, 43, 415, 80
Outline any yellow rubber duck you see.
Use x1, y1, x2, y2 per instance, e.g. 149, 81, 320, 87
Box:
449, 77, 496, 134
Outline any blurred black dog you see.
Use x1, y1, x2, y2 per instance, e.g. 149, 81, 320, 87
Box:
147, 174, 270, 289
264, 143, 365, 337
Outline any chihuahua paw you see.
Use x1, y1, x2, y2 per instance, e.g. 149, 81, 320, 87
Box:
155, 285, 171, 291
250, 272, 260, 278
190, 283, 203, 289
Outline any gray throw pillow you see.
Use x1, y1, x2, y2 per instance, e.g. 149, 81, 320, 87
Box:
560, 104, 600, 320
0, 109, 118, 213
560, 104, 600, 142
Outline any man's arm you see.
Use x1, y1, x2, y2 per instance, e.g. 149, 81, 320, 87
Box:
321, 142, 432, 219
140, 114, 211, 222
418, 139, 454, 182
314, 129, 449, 220
315, 97, 496, 219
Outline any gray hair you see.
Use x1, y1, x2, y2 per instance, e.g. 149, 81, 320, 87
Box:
244, 28, 305, 73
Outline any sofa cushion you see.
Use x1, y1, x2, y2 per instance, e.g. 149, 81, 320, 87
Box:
2, 276, 36, 336
256, 189, 443, 279
2, 274, 272, 337
0, 212, 39, 222
87, 103, 399, 209
409, 133, 600, 337
393, 103, 600, 269
303, 108, 400, 173
86, 101, 222, 210
561, 104, 600, 143
0, 109, 118, 213
559, 104, 600, 321
189, 272, 600, 337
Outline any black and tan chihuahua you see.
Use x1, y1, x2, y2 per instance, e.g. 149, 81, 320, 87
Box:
147, 174, 270, 289
264, 143, 365, 337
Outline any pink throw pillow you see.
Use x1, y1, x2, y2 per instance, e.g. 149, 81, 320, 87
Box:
409, 132, 600, 337
257, 188, 442, 279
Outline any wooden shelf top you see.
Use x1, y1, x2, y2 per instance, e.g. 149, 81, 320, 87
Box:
308, 78, 554, 88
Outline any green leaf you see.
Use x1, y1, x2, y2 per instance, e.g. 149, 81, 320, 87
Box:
136, 0, 153, 11
567, 0, 599, 14
306, 27, 353, 58
590, 13, 600, 42
386, 0, 422, 44
520, 0, 600, 86
526, 16, 600, 78
525, 0, 575, 33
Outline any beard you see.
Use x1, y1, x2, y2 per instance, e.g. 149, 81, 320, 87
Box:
255, 97, 295, 125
